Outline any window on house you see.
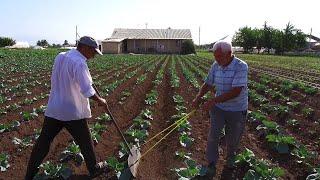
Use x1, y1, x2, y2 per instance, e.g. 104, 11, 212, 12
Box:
176, 40, 180, 47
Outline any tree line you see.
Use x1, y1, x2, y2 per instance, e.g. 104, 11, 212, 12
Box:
0, 37, 15, 47
0, 37, 70, 48
232, 22, 307, 54
35, 39, 70, 47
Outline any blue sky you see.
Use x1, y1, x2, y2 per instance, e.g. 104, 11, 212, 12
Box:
1, 0, 319, 45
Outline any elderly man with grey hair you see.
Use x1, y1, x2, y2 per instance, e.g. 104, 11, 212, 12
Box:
192, 41, 248, 179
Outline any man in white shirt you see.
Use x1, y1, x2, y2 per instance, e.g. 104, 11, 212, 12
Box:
25, 36, 109, 180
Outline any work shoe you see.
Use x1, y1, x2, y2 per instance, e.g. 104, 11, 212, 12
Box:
206, 163, 216, 180
90, 161, 109, 179
220, 165, 236, 180
192, 164, 216, 180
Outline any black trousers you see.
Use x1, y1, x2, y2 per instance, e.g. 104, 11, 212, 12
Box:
25, 116, 97, 180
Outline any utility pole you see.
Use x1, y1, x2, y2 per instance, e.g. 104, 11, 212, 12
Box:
309, 28, 312, 49
75, 25, 81, 46
145, 23, 148, 29
76, 25, 78, 46
199, 26, 201, 46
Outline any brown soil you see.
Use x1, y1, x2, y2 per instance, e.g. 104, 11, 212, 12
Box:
0, 55, 319, 180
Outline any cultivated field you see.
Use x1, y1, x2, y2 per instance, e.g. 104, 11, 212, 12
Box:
0, 49, 319, 179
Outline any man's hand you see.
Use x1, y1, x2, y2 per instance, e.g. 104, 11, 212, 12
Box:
192, 83, 212, 109
98, 97, 111, 112
90, 92, 110, 111
201, 99, 216, 112
97, 97, 107, 106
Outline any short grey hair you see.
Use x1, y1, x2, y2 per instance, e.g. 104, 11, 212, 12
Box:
211, 41, 232, 53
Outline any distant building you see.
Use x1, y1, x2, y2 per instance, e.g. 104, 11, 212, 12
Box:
307, 34, 320, 50
102, 28, 192, 54
5, 42, 30, 49
32, 46, 45, 50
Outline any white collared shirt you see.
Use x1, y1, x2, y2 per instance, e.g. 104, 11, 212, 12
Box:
45, 49, 96, 121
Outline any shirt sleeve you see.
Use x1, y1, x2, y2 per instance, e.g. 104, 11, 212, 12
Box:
205, 63, 215, 86
75, 63, 96, 98
50, 54, 61, 83
232, 63, 248, 87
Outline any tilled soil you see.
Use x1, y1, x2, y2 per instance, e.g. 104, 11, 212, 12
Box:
1, 55, 319, 180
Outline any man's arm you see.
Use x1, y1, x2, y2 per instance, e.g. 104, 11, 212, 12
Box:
192, 83, 214, 108
213, 86, 242, 103
202, 87, 243, 111
197, 83, 212, 98
202, 86, 243, 111
90, 84, 110, 108
202, 61, 248, 111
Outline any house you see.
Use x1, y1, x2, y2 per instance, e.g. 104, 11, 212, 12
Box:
307, 34, 320, 50
102, 28, 192, 54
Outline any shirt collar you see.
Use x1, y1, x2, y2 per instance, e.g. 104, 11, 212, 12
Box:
69, 49, 88, 62
218, 56, 236, 70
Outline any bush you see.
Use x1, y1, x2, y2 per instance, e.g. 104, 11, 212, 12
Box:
0, 37, 16, 47
37, 39, 50, 47
181, 40, 195, 54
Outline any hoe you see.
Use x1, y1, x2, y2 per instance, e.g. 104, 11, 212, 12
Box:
92, 84, 141, 178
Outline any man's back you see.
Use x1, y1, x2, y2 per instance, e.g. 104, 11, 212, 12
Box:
45, 49, 95, 121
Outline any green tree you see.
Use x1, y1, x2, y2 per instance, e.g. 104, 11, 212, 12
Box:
271, 29, 284, 54
63, 40, 69, 46
232, 22, 307, 54
294, 30, 307, 50
253, 28, 263, 53
232, 26, 256, 53
37, 39, 49, 47
262, 21, 273, 53
181, 40, 195, 54
0, 37, 16, 47
283, 22, 296, 52
51, 44, 61, 48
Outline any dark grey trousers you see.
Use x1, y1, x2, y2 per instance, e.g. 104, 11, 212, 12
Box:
206, 106, 247, 167
25, 116, 97, 180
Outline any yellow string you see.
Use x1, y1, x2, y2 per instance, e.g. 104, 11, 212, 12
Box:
129, 110, 196, 167
141, 109, 195, 146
